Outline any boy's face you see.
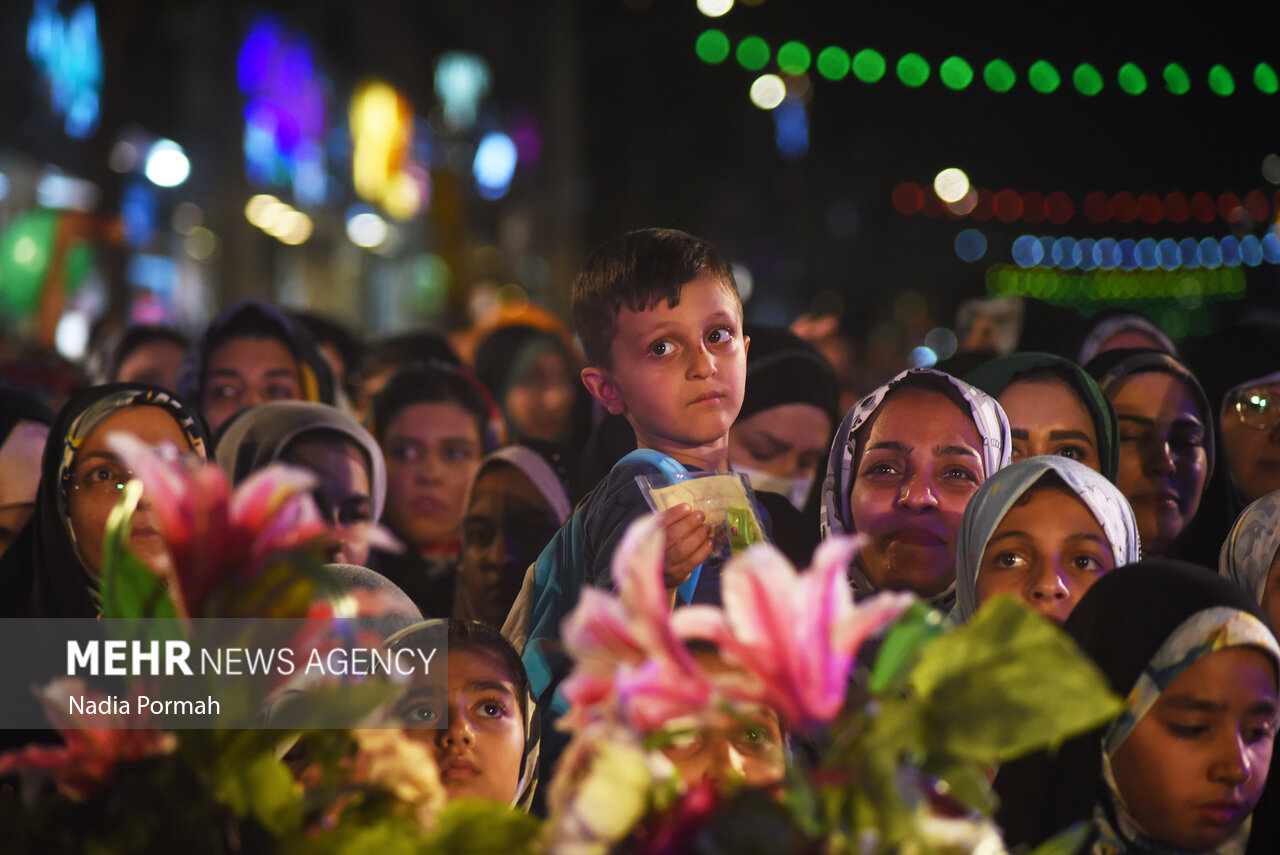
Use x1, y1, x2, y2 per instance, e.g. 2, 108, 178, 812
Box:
583, 274, 747, 455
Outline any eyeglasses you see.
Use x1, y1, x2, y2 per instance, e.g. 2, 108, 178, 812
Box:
1227, 386, 1280, 430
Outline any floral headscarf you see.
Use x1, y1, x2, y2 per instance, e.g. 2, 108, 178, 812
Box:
1095, 606, 1280, 855
819, 368, 1011, 603
952, 456, 1141, 623
1220, 490, 1280, 605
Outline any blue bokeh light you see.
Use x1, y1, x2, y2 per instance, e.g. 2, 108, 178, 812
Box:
1241, 235, 1263, 267
1012, 234, 1044, 267
954, 228, 988, 262
1221, 236, 1242, 266
1198, 237, 1222, 268
473, 132, 518, 199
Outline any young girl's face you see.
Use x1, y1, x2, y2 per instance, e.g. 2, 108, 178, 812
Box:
425, 648, 525, 804
976, 485, 1114, 625
848, 387, 984, 597
1110, 646, 1278, 850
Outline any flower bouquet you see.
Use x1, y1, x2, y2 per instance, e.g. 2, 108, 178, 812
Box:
542, 515, 1124, 855
0, 437, 541, 854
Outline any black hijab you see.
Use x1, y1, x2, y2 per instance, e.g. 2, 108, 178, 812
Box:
995, 560, 1277, 852
2, 384, 209, 618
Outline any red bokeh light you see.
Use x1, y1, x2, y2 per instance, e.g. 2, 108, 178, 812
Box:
1190, 192, 1216, 224
892, 182, 925, 215
921, 193, 944, 218
1163, 192, 1189, 224
972, 188, 995, 221
1244, 189, 1269, 222
1022, 191, 1046, 224
1112, 191, 1138, 224
993, 188, 1024, 222
1083, 191, 1112, 224
1217, 191, 1241, 221
1137, 192, 1164, 224
1045, 191, 1074, 224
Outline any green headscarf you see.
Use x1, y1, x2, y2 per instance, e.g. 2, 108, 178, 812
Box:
965, 352, 1120, 483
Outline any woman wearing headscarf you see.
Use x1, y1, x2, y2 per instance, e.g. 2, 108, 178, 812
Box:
366, 362, 503, 618
454, 446, 572, 629
1086, 350, 1215, 559
1077, 311, 1178, 366
0, 384, 209, 618
1220, 490, 1280, 633
965, 352, 1120, 481
952, 456, 1140, 625
0, 388, 53, 561
214, 400, 386, 568
176, 300, 336, 434
819, 367, 1011, 610
994, 561, 1280, 855
387, 618, 540, 812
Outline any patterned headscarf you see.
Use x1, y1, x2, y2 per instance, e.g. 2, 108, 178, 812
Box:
819, 368, 1011, 604
952, 456, 1141, 623
1220, 490, 1280, 605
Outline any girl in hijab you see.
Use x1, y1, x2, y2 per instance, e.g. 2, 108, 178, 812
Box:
3, 384, 209, 618
952, 456, 1140, 625
966, 352, 1119, 481
1220, 490, 1280, 633
454, 446, 571, 629
177, 300, 336, 434
995, 561, 1280, 855
819, 367, 1011, 610
1086, 350, 1215, 558
214, 400, 386, 568
367, 363, 502, 618
387, 618, 540, 812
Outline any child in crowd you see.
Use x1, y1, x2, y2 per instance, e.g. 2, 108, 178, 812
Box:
819, 368, 1010, 611
1221, 489, 1280, 633
995, 561, 1279, 855
568, 227, 755, 605
952, 456, 1140, 625
388, 619, 540, 811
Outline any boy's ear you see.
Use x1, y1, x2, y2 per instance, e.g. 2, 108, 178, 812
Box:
581, 366, 626, 415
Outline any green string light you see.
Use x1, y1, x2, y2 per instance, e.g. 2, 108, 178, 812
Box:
1028, 60, 1060, 93
1208, 64, 1235, 96
736, 36, 770, 71
695, 30, 731, 65
816, 46, 851, 81
1117, 62, 1147, 95
1163, 63, 1191, 94
1073, 63, 1104, 96
896, 53, 930, 87
777, 40, 811, 74
983, 58, 1016, 92
851, 48, 886, 83
939, 56, 973, 90
1257, 62, 1280, 94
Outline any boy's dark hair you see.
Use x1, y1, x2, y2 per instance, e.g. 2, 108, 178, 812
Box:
571, 228, 738, 369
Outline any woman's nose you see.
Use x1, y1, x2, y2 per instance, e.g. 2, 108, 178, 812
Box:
896, 472, 939, 510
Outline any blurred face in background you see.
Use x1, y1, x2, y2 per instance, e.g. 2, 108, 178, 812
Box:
115, 339, 187, 392
281, 435, 374, 566
504, 348, 575, 444
0, 420, 49, 558
1220, 382, 1280, 504
382, 402, 483, 550
999, 374, 1101, 473
729, 403, 832, 507
202, 337, 302, 433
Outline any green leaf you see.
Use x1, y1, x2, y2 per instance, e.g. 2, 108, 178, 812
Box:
213, 748, 303, 835
869, 601, 947, 693
421, 799, 541, 855
1026, 820, 1092, 854
908, 596, 1122, 765
99, 479, 176, 620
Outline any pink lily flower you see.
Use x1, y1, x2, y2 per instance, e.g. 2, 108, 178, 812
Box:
0, 678, 176, 800
108, 434, 331, 616
708, 536, 913, 732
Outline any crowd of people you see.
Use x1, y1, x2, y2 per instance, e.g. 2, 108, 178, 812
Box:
0, 226, 1278, 853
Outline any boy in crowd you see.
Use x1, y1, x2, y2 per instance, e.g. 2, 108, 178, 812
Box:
573, 228, 753, 606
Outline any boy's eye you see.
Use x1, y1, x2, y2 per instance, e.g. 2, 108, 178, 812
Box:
707, 326, 734, 345
649, 339, 672, 357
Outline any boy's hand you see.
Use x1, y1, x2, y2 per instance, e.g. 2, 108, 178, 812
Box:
657, 503, 713, 590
